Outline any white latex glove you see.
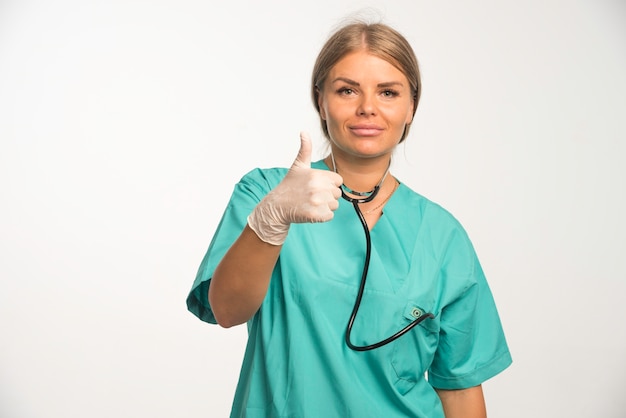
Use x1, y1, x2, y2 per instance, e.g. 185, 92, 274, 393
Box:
247, 132, 343, 245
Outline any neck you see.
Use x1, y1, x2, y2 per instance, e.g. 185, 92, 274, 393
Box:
325, 152, 392, 193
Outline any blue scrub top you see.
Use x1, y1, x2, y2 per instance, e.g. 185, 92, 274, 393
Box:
187, 160, 512, 418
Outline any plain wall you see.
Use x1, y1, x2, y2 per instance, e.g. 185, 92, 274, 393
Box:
1, 1, 625, 417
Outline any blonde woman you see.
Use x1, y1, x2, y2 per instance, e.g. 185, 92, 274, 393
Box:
187, 21, 511, 418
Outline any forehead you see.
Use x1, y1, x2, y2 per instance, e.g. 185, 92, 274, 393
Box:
328, 50, 408, 84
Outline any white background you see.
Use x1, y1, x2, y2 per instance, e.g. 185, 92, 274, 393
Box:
1, 1, 625, 417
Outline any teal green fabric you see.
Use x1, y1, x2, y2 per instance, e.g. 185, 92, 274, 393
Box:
187, 160, 512, 418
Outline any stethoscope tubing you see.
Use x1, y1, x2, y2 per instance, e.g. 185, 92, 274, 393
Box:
341, 189, 435, 351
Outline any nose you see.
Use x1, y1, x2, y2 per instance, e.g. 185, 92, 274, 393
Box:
356, 93, 377, 116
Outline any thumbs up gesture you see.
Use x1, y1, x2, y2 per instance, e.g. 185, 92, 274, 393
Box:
248, 132, 343, 245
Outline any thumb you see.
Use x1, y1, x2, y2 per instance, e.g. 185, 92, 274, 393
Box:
292, 131, 312, 169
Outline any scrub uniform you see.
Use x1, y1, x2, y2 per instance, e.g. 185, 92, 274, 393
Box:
187, 160, 512, 418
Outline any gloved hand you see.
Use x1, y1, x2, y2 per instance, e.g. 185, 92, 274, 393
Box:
247, 132, 343, 245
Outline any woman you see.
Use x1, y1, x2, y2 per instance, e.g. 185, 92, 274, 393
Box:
187, 21, 511, 418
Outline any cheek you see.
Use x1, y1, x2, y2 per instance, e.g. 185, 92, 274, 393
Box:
324, 101, 348, 124
319, 92, 347, 122
384, 107, 411, 127
393, 104, 414, 126
325, 118, 342, 134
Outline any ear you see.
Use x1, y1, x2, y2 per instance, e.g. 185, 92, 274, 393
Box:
316, 87, 327, 120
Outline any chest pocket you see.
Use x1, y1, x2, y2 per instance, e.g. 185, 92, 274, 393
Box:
390, 302, 440, 395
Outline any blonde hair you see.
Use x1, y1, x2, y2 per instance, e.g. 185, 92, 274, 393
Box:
311, 22, 421, 143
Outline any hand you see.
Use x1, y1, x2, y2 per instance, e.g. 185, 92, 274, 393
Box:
248, 132, 343, 245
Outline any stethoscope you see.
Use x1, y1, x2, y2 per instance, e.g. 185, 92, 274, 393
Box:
331, 154, 435, 351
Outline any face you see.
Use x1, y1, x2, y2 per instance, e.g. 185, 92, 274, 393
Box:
318, 50, 415, 161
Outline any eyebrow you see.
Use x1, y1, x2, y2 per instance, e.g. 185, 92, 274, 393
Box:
331, 77, 405, 88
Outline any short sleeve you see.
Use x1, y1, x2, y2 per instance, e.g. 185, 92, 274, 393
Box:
427, 227, 512, 389
185, 168, 284, 324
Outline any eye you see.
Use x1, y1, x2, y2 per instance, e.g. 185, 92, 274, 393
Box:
381, 89, 399, 98
337, 87, 354, 96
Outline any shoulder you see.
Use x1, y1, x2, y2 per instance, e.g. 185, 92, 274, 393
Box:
236, 160, 328, 196
397, 182, 466, 232
393, 182, 477, 259
396, 184, 484, 284
240, 166, 289, 185
236, 166, 288, 197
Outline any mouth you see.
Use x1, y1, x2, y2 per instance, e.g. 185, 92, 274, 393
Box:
349, 125, 384, 137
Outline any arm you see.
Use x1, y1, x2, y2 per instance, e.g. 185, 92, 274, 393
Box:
209, 225, 281, 328
436, 385, 487, 418
208, 133, 342, 328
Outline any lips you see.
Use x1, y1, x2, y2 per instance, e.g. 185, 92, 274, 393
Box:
349, 124, 384, 137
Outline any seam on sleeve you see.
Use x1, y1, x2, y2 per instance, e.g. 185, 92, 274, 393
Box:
428, 349, 512, 389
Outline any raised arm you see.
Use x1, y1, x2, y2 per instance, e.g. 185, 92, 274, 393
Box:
209, 133, 342, 327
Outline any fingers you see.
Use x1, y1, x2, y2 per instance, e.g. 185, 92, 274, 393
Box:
293, 131, 312, 169
329, 171, 343, 188
331, 183, 342, 200
302, 171, 343, 223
